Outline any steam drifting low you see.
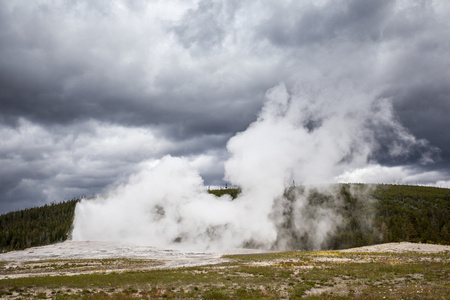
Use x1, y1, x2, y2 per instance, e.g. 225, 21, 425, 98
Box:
72, 84, 437, 250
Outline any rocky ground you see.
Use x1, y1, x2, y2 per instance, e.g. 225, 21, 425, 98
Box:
0, 240, 270, 280
341, 241, 450, 254
0, 241, 449, 299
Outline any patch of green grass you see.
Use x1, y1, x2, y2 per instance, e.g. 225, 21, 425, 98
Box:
0, 251, 449, 299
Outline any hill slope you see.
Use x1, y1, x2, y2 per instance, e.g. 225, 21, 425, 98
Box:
0, 199, 79, 252
0, 185, 449, 252
325, 184, 449, 249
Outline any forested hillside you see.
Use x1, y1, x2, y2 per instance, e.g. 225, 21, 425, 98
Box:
1, 185, 449, 252
374, 184, 450, 244
0, 199, 79, 252
329, 184, 450, 249
208, 188, 241, 199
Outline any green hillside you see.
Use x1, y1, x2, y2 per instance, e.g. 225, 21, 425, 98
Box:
1, 185, 449, 252
208, 188, 241, 199
328, 184, 450, 249
0, 199, 79, 252
373, 184, 450, 244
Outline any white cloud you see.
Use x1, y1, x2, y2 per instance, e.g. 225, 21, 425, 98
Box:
1, 0, 450, 213
0, 119, 173, 208
335, 164, 449, 186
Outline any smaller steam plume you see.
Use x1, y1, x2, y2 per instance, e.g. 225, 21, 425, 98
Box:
72, 83, 438, 250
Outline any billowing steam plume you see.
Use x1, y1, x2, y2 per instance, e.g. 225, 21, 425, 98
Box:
72, 83, 436, 250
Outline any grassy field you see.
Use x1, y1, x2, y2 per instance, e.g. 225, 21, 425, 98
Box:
0, 249, 448, 299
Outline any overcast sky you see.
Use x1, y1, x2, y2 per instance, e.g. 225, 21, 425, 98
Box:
1, 0, 450, 213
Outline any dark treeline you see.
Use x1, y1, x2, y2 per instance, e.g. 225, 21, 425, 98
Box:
299, 184, 450, 249
373, 184, 450, 245
208, 188, 241, 199
211, 185, 450, 249
0, 199, 79, 252
1, 185, 449, 252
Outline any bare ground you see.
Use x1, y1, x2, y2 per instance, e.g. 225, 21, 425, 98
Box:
1, 241, 448, 279
341, 241, 450, 254
0, 241, 221, 279
0, 241, 449, 299
0, 240, 270, 279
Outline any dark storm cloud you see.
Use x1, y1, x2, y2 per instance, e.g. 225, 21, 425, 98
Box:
257, 0, 450, 169
1, 0, 450, 213
258, 0, 393, 46
391, 85, 450, 170
374, 1, 450, 170
0, 0, 260, 135
173, 0, 239, 50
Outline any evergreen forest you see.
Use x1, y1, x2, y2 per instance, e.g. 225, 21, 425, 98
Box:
0, 184, 449, 252
0, 199, 79, 252
316, 184, 450, 249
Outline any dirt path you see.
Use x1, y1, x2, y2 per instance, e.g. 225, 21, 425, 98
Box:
0, 241, 449, 299
0, 241, 224, 279
0, 241, 220, 261
1, 241, 448, 280
0, 240, 266, 279
341, 242, 450, 253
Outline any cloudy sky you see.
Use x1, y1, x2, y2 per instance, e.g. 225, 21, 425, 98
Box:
1, 0, 450, 213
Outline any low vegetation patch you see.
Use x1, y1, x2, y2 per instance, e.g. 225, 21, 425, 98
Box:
0, 249, 448, 299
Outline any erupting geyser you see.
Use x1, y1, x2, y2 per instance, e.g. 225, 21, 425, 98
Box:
72, 83, 438, 251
